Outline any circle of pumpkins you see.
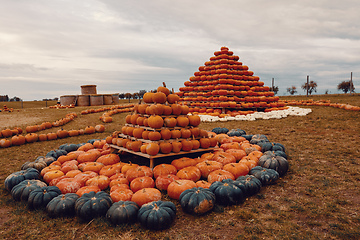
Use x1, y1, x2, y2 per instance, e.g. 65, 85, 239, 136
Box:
4, 129, 288, 230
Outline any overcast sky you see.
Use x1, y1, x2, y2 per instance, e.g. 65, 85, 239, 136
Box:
1, 0, 359, 100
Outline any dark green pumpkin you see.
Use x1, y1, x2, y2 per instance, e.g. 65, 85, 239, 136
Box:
45, 149, 67, 160
28, 186, 62, 209
211, 127, 229, 134
137, 200, 176, 230
261, 142, 286, 153
179, 187, 216, 215
249, 166, 280, 185
106, 201, 139, 225
258, 154, 289, 176
209, 179, 245, 206
46, 193, 79, 218
59, 143, 80, 153
11, 180, 47, 201
236, 175, 262, 197
75, 191, 113, 220
4, 168, 40, 191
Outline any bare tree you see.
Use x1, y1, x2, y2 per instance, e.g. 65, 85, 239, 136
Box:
269, 86, 279, 95
302, 81, 317, 95
138, 90, 146, 99
286, 86, 297, 95
337, 80, 355, 94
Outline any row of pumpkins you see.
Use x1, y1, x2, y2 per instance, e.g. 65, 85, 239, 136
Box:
280, 99, 360, 111
4, 130, 289, 230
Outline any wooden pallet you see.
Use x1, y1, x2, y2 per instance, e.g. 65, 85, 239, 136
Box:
108, 144, 215, 168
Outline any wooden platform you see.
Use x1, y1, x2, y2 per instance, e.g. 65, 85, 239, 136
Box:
108, 144, 215, 168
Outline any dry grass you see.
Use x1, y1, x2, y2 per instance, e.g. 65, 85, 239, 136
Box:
1, 94, 360, 240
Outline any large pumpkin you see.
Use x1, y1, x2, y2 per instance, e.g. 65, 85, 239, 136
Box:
137, 200, 176, 230
46, 193, 79, 218
106, 201, 139, 225
75, 191, 113, 220
179, 187, 216, 215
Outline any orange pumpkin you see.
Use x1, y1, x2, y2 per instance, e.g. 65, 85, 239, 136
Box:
85, 175, 110, 190
96, 153, 120, 166
76, 185, 101, 197
196, 160, 223, 178
130, 176, 155, 192
153, 164, 177, 179
56, 178, 82, 194
207, 169, 235, 183
131, 188, 161, 207
110, 188, 134, 202
176, 166, 201, 182
125, 166, 153, 182
167, 179, 197, 200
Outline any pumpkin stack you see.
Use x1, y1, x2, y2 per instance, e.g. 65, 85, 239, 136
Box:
113, 84, 217, 156
177, 46, 285, 116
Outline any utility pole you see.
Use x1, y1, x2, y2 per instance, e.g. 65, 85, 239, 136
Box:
350, 72, 353, 95
272, 78, 274, 89
306, 75, 309, 97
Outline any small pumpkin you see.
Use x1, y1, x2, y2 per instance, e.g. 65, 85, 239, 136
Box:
28, 186, 62, 209
46, 193, 79, 217
75, 191, 113, 220
179, 187, 216, 215
137, 200, 176, 230
106, 201, 139, 225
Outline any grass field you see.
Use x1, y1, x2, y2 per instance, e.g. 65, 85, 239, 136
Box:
0, 94, 359, 240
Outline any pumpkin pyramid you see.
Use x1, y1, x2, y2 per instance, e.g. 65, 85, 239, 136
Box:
177, 47, 284, 115
114, 84, 216, 165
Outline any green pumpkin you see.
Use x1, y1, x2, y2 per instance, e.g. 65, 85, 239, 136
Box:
137, 200, 176, 230
28, 186, 62, 209
249, 166, 280, 185
179, 187, 216, 215
46, 193, 79, 218
258, 154, 289, 177
11, 180, 47, 201
75, 191, 113, 220
106, 201, 139, 225
236, 175, 262, 197
4, 168, 40, 191
209, 179, 245, 206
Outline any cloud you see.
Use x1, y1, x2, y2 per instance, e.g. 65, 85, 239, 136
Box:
0, 0, 359, 100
